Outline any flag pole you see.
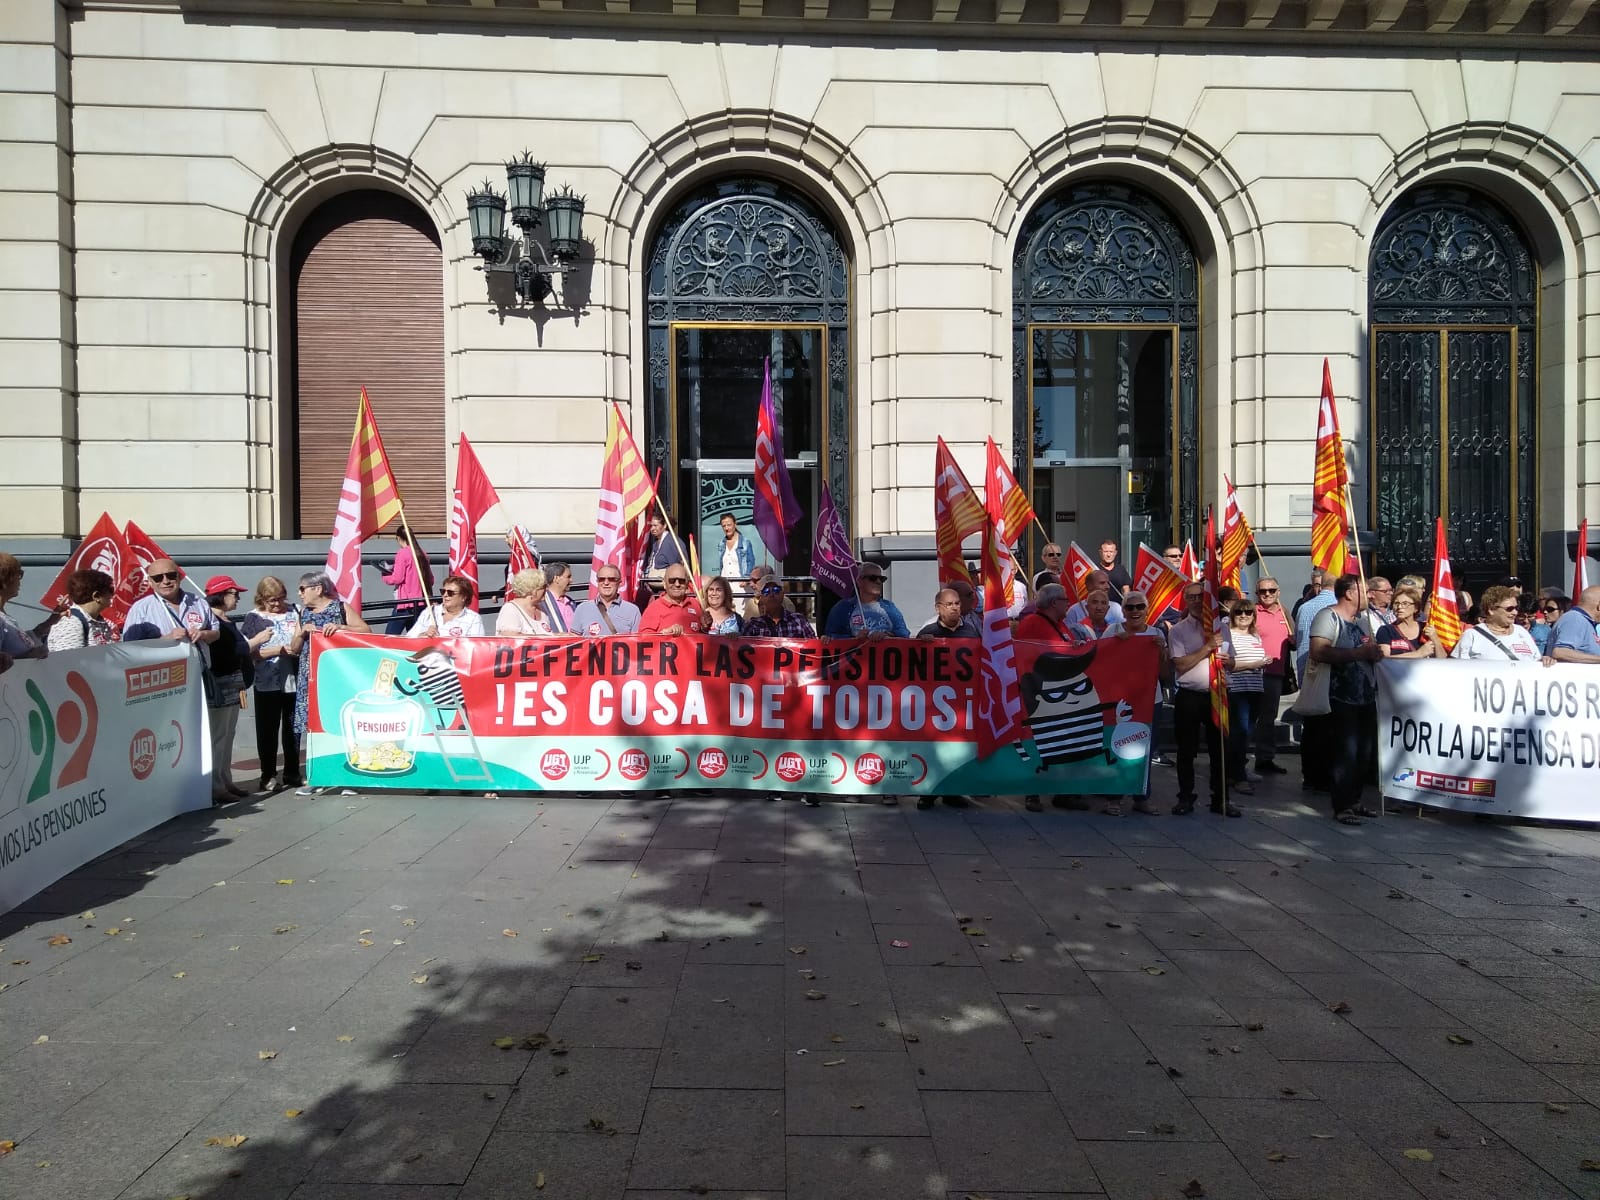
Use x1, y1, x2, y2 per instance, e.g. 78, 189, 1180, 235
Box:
655, 504, 709, 617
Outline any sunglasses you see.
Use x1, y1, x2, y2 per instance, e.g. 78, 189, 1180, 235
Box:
1541, 605, 1560, 614
760, 584, 783, 595
442, 588, 465, 597
297, 585, 312, 592
665, 578, 690, 586
1498, 604, 1519, 612
597, 576, 621, 584
149, 571, 180, 583
1257, 588, 1278, 595
1124, 604, 1147, 611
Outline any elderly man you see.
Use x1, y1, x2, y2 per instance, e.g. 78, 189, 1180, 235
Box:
122, 558, 220, 651
744, 576, 815, 638
1549, 585, 1600, 663
1293, 567, 1337, 792
1033, 543, 1065, 592
1101, 589, 1166, 816
1358, 576, 1395, 636
823, 562, 908, 639
571, 565, 641, 635
1066, 570, 1124, 627
1251, 575, 1293, 776
1310, 575, 1385, 825
1168, 583, 1235, 817
1016, 583, 1088, 646
918, 588, 978, 639
639, 566, 704, 635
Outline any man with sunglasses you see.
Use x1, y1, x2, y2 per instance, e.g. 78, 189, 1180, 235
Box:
572, 566, 641, 636
743, 577, 815, 639
639, 567, 705, 636
1168, 582, 1236, 817
1250, 576, 1292, 776
123, 558, 220, 651
1033, 544, 1066, 592
822, 562, 908, 640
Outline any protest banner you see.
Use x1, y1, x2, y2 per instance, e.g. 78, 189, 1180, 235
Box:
0, 642, 212, 914
1378, 659, 1600, 821
306, 634, 1158, 796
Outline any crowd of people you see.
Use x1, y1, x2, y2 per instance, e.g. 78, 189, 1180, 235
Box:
2, 523, 1597, 824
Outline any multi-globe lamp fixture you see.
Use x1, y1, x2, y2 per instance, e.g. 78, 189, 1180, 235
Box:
466, 151, 585, 305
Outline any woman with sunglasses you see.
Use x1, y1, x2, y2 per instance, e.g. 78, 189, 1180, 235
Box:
1449, 585, 1548, 662
1375, 586, 1442, 659
287, 572, 370, 794
407, 575, 486, 638
1531, 590, 1570, 654
1224, 600, 1272, 796
242, 576, 302, 792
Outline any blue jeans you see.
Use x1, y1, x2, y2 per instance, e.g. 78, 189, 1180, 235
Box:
1227, 690, 1260, 782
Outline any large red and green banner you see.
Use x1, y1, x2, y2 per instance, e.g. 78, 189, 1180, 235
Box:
306, 634, 1159, 796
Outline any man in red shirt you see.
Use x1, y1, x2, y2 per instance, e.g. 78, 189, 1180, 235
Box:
1016, 584, 1088, 645
639, 566, 704, 635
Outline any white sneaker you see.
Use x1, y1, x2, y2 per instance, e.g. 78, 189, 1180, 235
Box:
295, 785, 321, 797
1245, 769, 1262, 782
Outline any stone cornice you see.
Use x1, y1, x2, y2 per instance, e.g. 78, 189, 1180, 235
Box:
72, 0, 1600, 49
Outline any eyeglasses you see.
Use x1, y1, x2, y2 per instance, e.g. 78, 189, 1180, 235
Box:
1043, 552, 1063, 560
442, 588, 465, 597
597, 575, 621, 584
149, 572, 179, 583
1257, 587, 1278, 595
1541, 605, 1560, 614
296, 585, 311, 593
665, 577, 690, 586
1124, 603, 1147, 611
1498, 604, 1519, 613
760, 584, 783, 595
858, 574, 884, 583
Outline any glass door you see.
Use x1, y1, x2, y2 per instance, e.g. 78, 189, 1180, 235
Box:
671, 324, 824, 585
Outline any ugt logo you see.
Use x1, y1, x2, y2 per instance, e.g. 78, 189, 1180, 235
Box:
0, 671, 100, 813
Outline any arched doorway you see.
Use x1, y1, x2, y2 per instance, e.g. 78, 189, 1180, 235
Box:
1369, 185, 1537, 591
1012, 183, 1200, 564
643, 178, 851, 578
291, 189, 446, 535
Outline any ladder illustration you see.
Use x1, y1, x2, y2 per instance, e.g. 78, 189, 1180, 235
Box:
422, 703, 496, 786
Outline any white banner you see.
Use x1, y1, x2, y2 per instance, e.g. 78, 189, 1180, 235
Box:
1378, 658, 1600, 821
0, 642, 211, 914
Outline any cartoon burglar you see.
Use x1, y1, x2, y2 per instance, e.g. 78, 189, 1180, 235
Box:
397, 645, 466, 730
1019, 647, 1128, 768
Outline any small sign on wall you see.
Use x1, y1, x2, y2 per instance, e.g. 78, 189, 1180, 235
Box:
1054, 510, 1076, 523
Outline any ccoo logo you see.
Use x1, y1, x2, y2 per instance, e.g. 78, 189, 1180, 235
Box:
129, 728, 156, 781
697, 749, 728, 780
774, 752, 806, 783
618, 749, 650, 781
540, 749, 570, 781
853, 753, 886, 785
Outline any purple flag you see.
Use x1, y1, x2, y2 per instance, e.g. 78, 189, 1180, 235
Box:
811, 482, 857, 598
752, 358, 802, 561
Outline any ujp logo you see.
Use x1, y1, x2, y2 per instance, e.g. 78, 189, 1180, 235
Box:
619, 749, 650, 781
774, 752, 806, 783
540, 749, 571, 781
697, 749, 728, 780
130, 729, 157, 781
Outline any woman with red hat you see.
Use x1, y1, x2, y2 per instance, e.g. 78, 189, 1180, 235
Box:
206, 574, 253, 804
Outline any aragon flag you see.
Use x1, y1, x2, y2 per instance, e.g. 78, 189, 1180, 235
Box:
325, 387, 404, 610
1430, 518, 1464, 655
1310, 359, 1351, 576
1219, 475, 1253, 590
592, 403, 658, 583
933, 438, 986, 586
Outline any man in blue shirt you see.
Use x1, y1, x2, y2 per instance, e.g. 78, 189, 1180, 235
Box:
823, 562, 909, 639
1549, 586, 1600, 663
1293, 570, 1337, 793
572, 566, 642, 635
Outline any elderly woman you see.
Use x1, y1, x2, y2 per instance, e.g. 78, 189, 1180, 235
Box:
45, 569, 119, 651
287, 571, 368, 796
497, 568, 555, 636
241, 575, 302, 793
408, 574, 485, 638
0, 552, 50, 661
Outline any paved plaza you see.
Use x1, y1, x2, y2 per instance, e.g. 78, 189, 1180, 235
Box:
4, 767, 1600, 1200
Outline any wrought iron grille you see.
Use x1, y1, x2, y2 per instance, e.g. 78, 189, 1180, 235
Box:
645, 179, 850, 524
1013, 184, 1200, 545
1369, 187, 1537, 587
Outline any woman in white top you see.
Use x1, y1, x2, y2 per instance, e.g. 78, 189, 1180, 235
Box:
1450, 584, 1548, 662
46, 569, 119, 652
1224, 600, 1273, 794
407, 574, 486, 638
497, 568, 555, 636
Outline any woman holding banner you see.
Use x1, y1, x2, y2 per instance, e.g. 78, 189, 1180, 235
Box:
1376, 587, 1442, 659
1450, 585, 1548, 663
45, 570, 119, 651
288, 571, 369, 796
497, 569, 555, 636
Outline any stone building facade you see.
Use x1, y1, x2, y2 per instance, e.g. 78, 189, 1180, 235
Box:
3, 0, 1598, 598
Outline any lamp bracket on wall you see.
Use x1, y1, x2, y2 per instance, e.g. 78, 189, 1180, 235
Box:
465, 151, 585, 307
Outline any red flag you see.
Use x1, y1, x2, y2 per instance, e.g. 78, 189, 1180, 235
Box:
507, 525, 539, 576
1219, 475, 1253, 589
37, 512, 133, 614
975, 514, 1025, 758
1430, 518, 1464, 655
592, 403, 658, 582
1203, 506, 1229, 738
1576, 518, 1591, 600
933, 439, 986, 585
1131, 544, 1188, 618
1180, 540, 1199, 581
105, 521, 176, 627
1311, 359, 1350, 575
1061, 542, 1098, 605
326, 387, 405, 609
449, 435, 503, 596
984, 438, 1036, 548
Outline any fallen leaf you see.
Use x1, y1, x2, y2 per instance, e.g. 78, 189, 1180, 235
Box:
1544, 1102, 1570, 1114
799, 969, 816, 980
1327, 1001, 1352, 1015
1265, 1150, 1292, 1162
402, 918, 417, 927
34, 1160, 49, 1168
823, 1057, 846, 1066
710, 997, 729, 1004
789, 946, 808, 955
273, 925, 297, 935
103, 927, 120, 935
964, 927, 987, 936
1581, 1159, 1600, 1171
1311, 1133, 1335, 1139
493, 1037, 517, 1049
336, 1035, 354, 1043
1445, 1033, 1474, 1045
502, 929, 518, 938
0, 1141, 13, 1157
1143, 966, 1166, 976
535, 1169, 546, 1188
1403, 1149, 1434, 1162
889, 939, 911, 949
258, 1050, 278, 1060
1245, 1021, 1265, 1032
580, 954, 603, 963
205, 1135, 248, 1149
46, 935, 70, 947
850, 1103, 865, 1110
33, 1035, 47, 1045
411, 974, 429, 985
393, 940, 405, 946
360, 929, 373, 936
805, 989, 826, 1001
903, 1033, 920, 1043
358, 939, 374, 947
829, 1034, 845, 1043
172, 972, 186, 979
276, 879, 294, 886
284, 1109, 302, 1118
1152, 1122, 1177, 1134
11, 959, 29, 966
1180, 1180, 1206, 1198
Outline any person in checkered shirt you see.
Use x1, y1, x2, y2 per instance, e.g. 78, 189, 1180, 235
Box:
742, 577, 815, 639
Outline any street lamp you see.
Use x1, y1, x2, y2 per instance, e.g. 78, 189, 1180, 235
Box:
465, 151, 586, 305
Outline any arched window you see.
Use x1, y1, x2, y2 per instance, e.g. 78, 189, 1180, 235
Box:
644, 179, 850, 577
1012, 184, 1200, 563
291, 189, 446, 535
1369, 186, 1537, 589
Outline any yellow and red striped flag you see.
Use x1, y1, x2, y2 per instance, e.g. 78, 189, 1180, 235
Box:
1430, 518, 1464, 655
592, 403, 659, 580
934, 438, 986, 585
1310, 359, 1350, 575
984, 437, 1036, 548
325, 387, 404, 608
1219, 475, 1253, 589
1203, 505, 1229, 738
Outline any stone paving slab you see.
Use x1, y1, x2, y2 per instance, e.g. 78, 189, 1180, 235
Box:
5, 769, 1600, 1198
